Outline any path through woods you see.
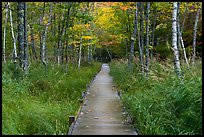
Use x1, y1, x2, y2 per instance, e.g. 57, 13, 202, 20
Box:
69, 64, 137, 135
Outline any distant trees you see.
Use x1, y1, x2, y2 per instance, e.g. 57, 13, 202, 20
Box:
1, 2, 202, 78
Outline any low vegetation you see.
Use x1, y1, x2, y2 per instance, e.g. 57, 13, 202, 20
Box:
110, 59, 202, 135
2, 61, 101, 135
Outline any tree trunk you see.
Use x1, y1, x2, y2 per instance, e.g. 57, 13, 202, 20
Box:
41, 3, 52, 73
140, 2, 145, 70
65, 2, 72, 72
177, 2, 181, 55
65, 30, 69, 73
9, 2, 17, 61
181, 2, 188, 34
17, 2, 25, 69
24, 2, 29, 73
29, 24, 37, 60
150, 4, 157, 60
39, 2, 46, 62
129, 2, 138, 70
137, 2, 144, 76
178, 22, 189, 68
53, 13, 57, 63
3, 2, 9, 63
78, 33, 83, 69
106, 46, 112, 61
9, 2, 18, 79
145, 2, 150, 79
192, 7, 201, 65
57, 17, 61, 65
172, 2, 181, 76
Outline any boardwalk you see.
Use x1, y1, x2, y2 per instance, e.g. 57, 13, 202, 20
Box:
70, 64, 137, 135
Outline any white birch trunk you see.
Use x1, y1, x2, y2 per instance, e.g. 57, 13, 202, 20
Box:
172, 2, 181, 76
137, 2, 144, 76
181, 2, 188, 34
42, 3, 52, 71
177, 20, 189, 68
145, 2, 150, 79
192, 7, 201, 65
78, 33, 83, 69
8, 2, 17, 62
3, 3, 9, 63
24, 2, 29, 73
129, 2, 138, 70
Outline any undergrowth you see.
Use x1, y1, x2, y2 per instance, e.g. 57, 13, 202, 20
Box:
110, 59, 202, 135
2, 61, 101, 135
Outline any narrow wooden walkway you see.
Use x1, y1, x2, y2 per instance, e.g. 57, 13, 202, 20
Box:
70, 64, 137, 135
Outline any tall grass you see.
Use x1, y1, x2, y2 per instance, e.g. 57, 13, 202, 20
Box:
2, 61, 101, 135
109, 59, 202, 135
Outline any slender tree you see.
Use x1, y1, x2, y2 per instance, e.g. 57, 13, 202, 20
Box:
150, 3, 157, 60
128, 2, 138, 70
178, 22, 189, 68
3, 2, 9, 63
192, 6, 201, 65
140, 2, 145, 74
145, 2, 150, 79
78, 32, 83, 69
177, 2, 181, 53
8, 2, 18, 64
29, 23, 37, 60
172, 2, 181, 76
41, 3, 53, 72
17, 2, 25, 69
137, 2, 144, 76
24, 2, 29, 73
39, 2, 46, 61
181, 2, 188, 35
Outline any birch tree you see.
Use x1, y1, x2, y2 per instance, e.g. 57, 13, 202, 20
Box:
128, 2, 138, 71
192, 6, 201, 65
78, 32, 83, 69
140, 2, 145, 75
24, 2, 29, 73
177, 2, 181, 53
145, 2, 150, 79
172, 2, 181, 76
17, 2, 25, 69
150, 3, 157, 60
29, 23, 37, 60
8, 2, 18, 79
137, 2, 144, 76
41, 3, 53, 72
177, 15, 189, 68
3, 2, 8, 63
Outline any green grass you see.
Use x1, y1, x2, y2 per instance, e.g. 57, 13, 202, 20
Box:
109, 59, 202, 135
2, 61, 101, 135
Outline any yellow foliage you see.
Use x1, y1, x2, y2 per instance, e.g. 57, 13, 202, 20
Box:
82, 35, 92, 40
72, 24, 83, 31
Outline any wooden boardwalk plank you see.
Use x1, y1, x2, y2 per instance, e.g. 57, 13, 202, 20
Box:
70, 64, 138, 135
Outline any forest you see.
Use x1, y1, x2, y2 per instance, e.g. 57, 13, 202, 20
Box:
2, 2, 202, 135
